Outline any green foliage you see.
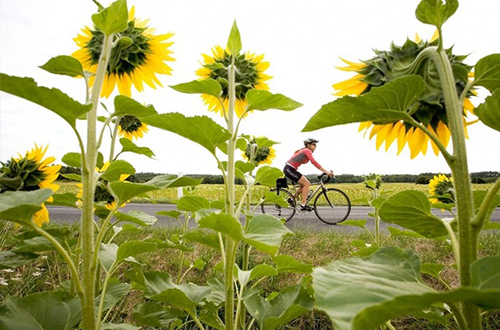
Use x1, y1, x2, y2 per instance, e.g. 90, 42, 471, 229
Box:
0, 74, 92, 129
39, 55, 84, 77
91, 0, 128, 36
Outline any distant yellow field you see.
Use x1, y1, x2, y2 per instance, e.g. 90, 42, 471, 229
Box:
56, 181, 494, 206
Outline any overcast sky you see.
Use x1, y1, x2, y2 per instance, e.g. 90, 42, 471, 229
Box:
1, 0, 499, 176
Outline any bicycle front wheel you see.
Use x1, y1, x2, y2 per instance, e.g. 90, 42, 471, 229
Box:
261, 188, 296, 222
314, 188, 351, 225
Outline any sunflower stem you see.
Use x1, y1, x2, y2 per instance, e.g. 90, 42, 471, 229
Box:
223, 56, 237, 330
109, 116, 121, 162
431, 46, 480, 329
81, 33, 114, 330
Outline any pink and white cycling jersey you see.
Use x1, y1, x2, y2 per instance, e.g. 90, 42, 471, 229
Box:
286, 148, 322, 170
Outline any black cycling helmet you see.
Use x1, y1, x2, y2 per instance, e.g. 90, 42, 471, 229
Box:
303, 138, 319, 146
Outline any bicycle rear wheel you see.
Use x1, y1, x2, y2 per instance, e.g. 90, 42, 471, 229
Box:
261, 188, 296, 222
314, 188, 351, 224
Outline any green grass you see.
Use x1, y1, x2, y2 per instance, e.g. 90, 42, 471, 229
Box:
1, 223, 499, 329
56, 181, 495, 206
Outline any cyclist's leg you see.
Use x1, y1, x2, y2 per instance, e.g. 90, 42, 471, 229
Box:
284, 165, 302, 200
297, 175, 310, 206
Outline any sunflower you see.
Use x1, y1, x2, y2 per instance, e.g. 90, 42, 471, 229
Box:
72, 7, 174, 97
196, 45, 271, 118
429, 174, 454, 204
333, 32, 476, 158
76, 162, 129, 210
0, 144, 61, 226
118, 115, 149, 140
242, 136, 277, 166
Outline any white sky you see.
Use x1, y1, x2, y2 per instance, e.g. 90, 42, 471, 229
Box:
1, 0, 499, 176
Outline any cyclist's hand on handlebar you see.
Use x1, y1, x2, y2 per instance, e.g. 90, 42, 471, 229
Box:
327, 171, 334, 178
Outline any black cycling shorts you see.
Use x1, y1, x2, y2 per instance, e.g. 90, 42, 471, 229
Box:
283, 164, 302, 183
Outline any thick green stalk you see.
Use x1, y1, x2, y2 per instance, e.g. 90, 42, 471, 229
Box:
431, 47, 479, 328
81, 34, 114, 330
224, 56, 237, 330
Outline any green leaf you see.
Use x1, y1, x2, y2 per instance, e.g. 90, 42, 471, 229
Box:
243, 214, 292, 255
145, 174, 203, 189
421, 263, 445, 279
387, 226, 426, 238
379, 190, 447, 238
255, 166, 284, 187
109, 181, 158, 205
13, 236, 56, 253
474, 54, 500, 92
313, 247, 434, 330
0, 74, 92, 128
302, 75, 424, 132
183, 230, 221, 250
142, 113, 231, 156
475, 89, 500, 132
0, 251, 38, 269
116, 241, 158, 264
99, 243, 119, 271
170, 79, 222, 98
237, 264, 278, 287
119, 138, 155, 158
227, 20, 242, 55
101, 323, 140, 330
339, 219, 367, 229
471, 256, 500, 290
129, 270, 211, 311
113, 95, 158, 117
61, 152, 82, 167
115, 210, 157, 227
39, 55, 84, 77
272, 255, 313, 274
244, 285, 314, 330
415, 0, 458, 29
0, 189, 52, 224
0, 291, 80, 330
100, 160, 135, 182
45, 193, 79, 208
176, 196, 211, 212
96, 281, 131, 312
198, 213, 244, 242
91, 0, 128, 36
246, 90, 302, 112
262, 190, 289, 208
133, 302, 185, 328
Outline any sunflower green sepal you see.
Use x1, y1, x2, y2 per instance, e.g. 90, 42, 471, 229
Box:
39, 55, 84, 77
0, 74, 92, 129
246, 90, 302, 112
303, 75, 425, 132
91, 0, 128, 36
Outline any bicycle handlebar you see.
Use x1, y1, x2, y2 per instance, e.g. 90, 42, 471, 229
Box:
318, 171, 334, 184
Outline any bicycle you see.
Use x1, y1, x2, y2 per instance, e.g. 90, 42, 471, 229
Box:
261, 173, 351, 225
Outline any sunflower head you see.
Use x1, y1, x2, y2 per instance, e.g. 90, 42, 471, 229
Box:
76, 162, 129, 210
118, 115, 149, 140
0, 144, 60, 226
334, 33, 476, 158
196, 46, 271, 117
241, 136, 277, 166
72, 7, 174, 97
429, 174, 455, 204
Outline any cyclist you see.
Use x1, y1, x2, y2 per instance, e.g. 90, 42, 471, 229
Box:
283, 138, 334, 211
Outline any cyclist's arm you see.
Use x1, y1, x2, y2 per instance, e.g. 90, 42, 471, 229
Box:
305, 149, 334, 177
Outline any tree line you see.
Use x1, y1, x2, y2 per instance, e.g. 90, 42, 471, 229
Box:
58, 166, 498, 185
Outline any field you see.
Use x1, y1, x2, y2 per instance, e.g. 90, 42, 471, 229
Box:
57, 181, 495, 206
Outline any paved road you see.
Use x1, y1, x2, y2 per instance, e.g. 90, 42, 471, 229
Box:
48, 203, 500, 232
